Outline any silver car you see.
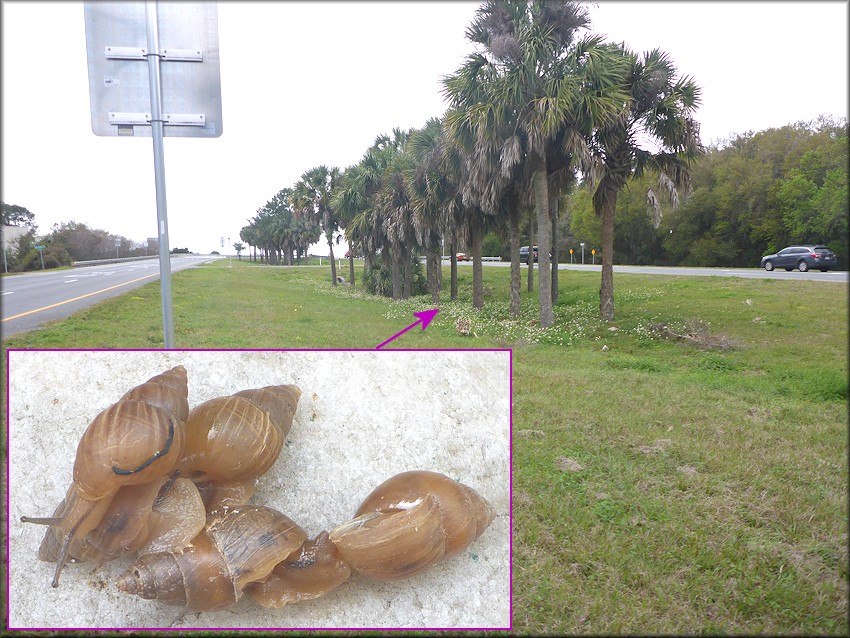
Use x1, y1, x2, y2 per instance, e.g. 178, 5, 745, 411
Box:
760, 245, 837, 272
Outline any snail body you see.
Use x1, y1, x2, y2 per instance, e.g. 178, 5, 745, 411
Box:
244, 532, 352, 608
21, 365, 190, 587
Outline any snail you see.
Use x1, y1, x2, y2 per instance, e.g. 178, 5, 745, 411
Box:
20, 366, 497, 614
20, 365, 190, 587
118, 471, 495, 611
21, 368, 301, 589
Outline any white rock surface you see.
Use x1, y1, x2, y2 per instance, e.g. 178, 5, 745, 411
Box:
8, 350, 511, 630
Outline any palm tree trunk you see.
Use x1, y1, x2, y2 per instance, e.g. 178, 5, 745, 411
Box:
509, 192, 521, 318
526, 206, 534, 292
328, 235, 337, 286
402, 243, 412, 299
363, 245, 372, 283
427, 242, 440, 304
551, 192, 559, 305
531, 154, 554, 328
449, 238, 458, 300
470, 215, 484, 310
348, 253, 355, 287
391, 242, 402, 300
598, 181, 617, 322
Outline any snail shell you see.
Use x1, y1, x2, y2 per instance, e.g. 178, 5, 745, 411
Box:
117, 505, 308, 611
22, 365, 189, 587
352, 470, 495, 558
178, 385, 300, 484
329, 494, 446, 580
329, 471, 495, 580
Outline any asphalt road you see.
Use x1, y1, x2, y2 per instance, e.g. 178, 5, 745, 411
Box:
449, 259, 848, 283
1, 255, 220, 337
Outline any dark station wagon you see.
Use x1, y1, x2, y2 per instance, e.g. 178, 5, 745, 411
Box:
519, 245, 539, 263
760, 245, 837, 272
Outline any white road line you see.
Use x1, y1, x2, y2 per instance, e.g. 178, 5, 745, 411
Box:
64, 279, 78, 284
1, 291, 14, 296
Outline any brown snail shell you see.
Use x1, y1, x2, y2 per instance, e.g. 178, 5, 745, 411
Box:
244, 531, 352, 608
117, 505, 308, 611
234, 385, 300, 439
329, 494, 447, 580
177, 385, 300, 484
328, 471, 495, 581
21, 365, 189, 587
353, 470, 495, 558
118, 365, 189, 424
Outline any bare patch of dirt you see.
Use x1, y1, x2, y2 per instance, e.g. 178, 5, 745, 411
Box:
650, 321, 735, 351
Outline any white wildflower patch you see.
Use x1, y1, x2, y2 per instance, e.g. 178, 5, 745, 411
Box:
309, 276, 670, 348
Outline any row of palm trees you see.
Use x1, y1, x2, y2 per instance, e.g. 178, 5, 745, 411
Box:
241, 1, 703, 323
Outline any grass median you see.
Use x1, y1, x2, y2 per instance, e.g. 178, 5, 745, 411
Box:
3, 259, 848, 634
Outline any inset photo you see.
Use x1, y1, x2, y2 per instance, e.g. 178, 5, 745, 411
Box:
7, 349, 511, 630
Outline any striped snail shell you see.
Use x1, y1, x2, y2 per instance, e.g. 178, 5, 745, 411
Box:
329, 471, 495, 580
177, 385, 300, 484
21, 365, 189, 587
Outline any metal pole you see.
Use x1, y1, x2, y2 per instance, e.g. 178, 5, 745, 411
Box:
146, 0, 175, 348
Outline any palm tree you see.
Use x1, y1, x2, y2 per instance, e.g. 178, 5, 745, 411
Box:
407, 117, 471, 304
444, 0, 624, 326
295, 166, 342, 285
584, 46, 703, 321
332, 166, 367, 287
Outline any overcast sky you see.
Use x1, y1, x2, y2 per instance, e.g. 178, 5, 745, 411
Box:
2, 1, 847, 255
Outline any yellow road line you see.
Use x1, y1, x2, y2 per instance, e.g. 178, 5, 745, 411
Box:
2, 273, 159, 322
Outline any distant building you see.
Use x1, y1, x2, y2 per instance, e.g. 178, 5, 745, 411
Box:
2, 224, 29, 252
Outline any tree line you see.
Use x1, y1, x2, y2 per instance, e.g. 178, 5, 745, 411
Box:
567, 115, 848, 269
1, 207, 154, 272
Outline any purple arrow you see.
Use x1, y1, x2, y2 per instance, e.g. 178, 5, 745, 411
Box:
375, 308, 440, 349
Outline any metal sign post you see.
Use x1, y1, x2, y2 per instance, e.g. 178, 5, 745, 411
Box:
144, 0, 174, 347
84, 1, 222, 348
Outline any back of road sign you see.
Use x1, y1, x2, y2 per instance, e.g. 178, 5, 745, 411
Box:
84, 1, 222, 138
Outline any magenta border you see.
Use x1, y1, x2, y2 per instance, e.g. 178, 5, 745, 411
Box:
5, 347, 514, 632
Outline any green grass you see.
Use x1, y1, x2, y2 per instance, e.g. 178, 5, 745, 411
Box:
3, 259, 847, 634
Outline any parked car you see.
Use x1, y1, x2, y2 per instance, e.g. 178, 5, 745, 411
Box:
760, 245, 837, 272
519, 245, 539, 263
